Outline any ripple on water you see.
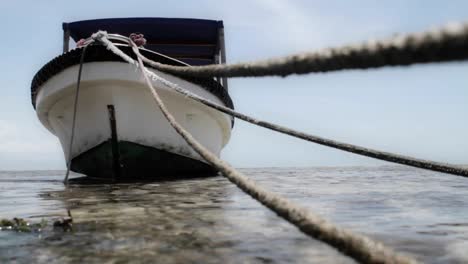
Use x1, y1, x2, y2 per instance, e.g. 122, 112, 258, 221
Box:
1, 167, 468, 263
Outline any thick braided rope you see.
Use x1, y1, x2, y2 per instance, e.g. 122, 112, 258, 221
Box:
140, 22, 468, 78
122, 40, 417, 263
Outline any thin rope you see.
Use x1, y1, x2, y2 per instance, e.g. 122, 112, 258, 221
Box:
129, 41, 417, 264
64, 45, 88, 184
132, 57, 468, 178
139, 22, 468, 78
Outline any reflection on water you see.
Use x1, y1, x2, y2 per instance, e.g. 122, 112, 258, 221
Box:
1, 167, 468, 263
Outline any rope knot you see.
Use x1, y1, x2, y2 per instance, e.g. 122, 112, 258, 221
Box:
91, 31, 108, 41
130, 33, 147, 47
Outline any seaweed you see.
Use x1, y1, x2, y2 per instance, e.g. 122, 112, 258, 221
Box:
0, 217, 47, 232
0, 216, 73, 232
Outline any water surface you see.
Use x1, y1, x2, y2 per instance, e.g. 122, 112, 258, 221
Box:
1, 167, 467, 263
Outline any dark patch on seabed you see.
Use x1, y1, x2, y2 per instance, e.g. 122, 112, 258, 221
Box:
1, 167, 468, 263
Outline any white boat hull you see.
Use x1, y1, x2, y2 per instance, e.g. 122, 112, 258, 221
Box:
35, 61, 232, 178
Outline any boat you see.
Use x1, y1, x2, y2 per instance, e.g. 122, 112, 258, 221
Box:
31, 18, 234, 180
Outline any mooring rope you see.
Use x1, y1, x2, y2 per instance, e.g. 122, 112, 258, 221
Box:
83, 25, 468, 261
86, 31, 468, 178
139, 22, 468, 78
124, 40, 417, 264
131, 60, 468, 178
64, 45, 88, 184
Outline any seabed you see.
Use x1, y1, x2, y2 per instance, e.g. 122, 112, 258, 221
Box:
1, 167, 468, 263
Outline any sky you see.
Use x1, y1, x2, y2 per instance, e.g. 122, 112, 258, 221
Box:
0, 0, 467, 170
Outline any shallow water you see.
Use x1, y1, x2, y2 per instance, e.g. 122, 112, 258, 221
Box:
1, 167, 467, 263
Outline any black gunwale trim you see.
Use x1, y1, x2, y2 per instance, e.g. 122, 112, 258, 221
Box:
30, 44, 234, 113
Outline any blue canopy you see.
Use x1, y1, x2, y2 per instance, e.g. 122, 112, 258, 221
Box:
63, 18, 223, 65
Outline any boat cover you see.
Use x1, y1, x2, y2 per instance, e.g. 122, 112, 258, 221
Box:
63, 18, 223, 65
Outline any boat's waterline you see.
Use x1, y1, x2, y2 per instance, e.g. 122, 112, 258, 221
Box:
35, 61, 232, 177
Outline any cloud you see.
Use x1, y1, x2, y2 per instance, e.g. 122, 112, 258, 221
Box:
252, 0, 316, 40
243, 0, 327, 51
216, 0, 401, 60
